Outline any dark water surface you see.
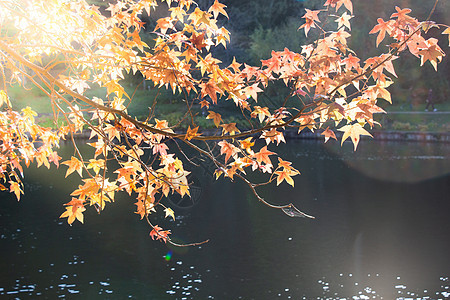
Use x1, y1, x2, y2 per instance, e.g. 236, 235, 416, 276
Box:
1, 140, 449, 299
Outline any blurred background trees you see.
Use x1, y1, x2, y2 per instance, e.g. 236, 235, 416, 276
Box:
88, 0, 449, 107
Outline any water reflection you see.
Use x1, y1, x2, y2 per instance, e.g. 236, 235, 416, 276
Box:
0, 140, 449, 299
324, 140, 450, 183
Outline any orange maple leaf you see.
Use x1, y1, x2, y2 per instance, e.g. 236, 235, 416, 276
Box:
228, 57, 242, 73
188, 7, 211, 27
150, 225, 171, 243
185, 126, 201, 141
9, 181, 23, 201
342, 53, 360, 70
252, 146, 275, 166
189, 32, 207, 51
239, 137, 254, 154
60, 198, 86, 224
369, 18, 393, 47
321, 127, 337, 143
200, 80, 222, 104
206, 111, 222, 127
154, 17, 173, 35
48, 151, 61, 168
391, 6, 416, 26
275, 169, 298, 187
62, 156, 83, 178
220, 123, 240, 136
135, 200, 146, 219
199, 99, 210, 109
418, 38, 445, 71
243, 83, 263, 101
324, 0, 352, 13
208, 0, 228, 19
299, 9, 320, 37
218, 140, 238, 163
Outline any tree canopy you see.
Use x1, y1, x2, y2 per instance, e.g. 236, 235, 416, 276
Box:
0, 0, 448, 246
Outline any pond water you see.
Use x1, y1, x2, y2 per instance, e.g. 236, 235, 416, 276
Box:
0, 140, 449, 299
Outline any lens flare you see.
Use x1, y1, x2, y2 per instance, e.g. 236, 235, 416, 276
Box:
164, 251, 173, 261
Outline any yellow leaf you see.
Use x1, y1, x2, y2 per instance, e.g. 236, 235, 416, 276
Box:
184, 126, 201, 141
21, 106, 37, 122
274, 169, 298, 187
443, 27, 450, 46
164, 207, 175, 221
339, 123, 372, 151
62, 156, 84, 178
9, 181, 23, 201
0, 90, 11, 107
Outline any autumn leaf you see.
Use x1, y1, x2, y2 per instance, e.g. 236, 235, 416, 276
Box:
228, 57, 242, 73
261, 128, 285, 146
218, 140, 238, 163
208, 0, 228, 19
339, 0, 353, 14
200, 80, 222, 104
60, 198, 86, 224
21, 106, 37, 122
339, 123, 373, 151
391, 6, 415, 25
443, 27, 450, 46
189, 32, 207, 51
199, 99, 210, 109
277, 158, 292, 169
206, 111, 222, 127
188, 7, 211, 27
243, 83, 263, 101
321, 127, 337, 143
48, 151, 61, 168
251, 106, 271, 123
0, 90, 10, 107
324, 0, 353, 14
336, 12, 352, 30
299, 9, 321, 37
342, 53, 360, 70
154, 17, 173, 35
62, 156, 84, 178
150, 225, 171, 243
369, 18, 392, 47
71, 179, 100, 200
135, 200, 147, 219
220, 123, 239, 136
153, 143, 169, 156
9, 181, 23, 201
87, 159, 104, 174
135, 200, 156, 220
164, 207, 175, 220
185, 126, 201, 141
252, 146, 275, 166
275, 169, 298, 187
239, 137, 254, 154
418, 38, 445, 71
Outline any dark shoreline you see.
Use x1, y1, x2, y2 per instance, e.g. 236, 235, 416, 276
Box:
289, 130, 450, 143
68, 129, 450, 143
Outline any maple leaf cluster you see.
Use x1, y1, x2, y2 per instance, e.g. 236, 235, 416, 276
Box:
0, 0, 448, 245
